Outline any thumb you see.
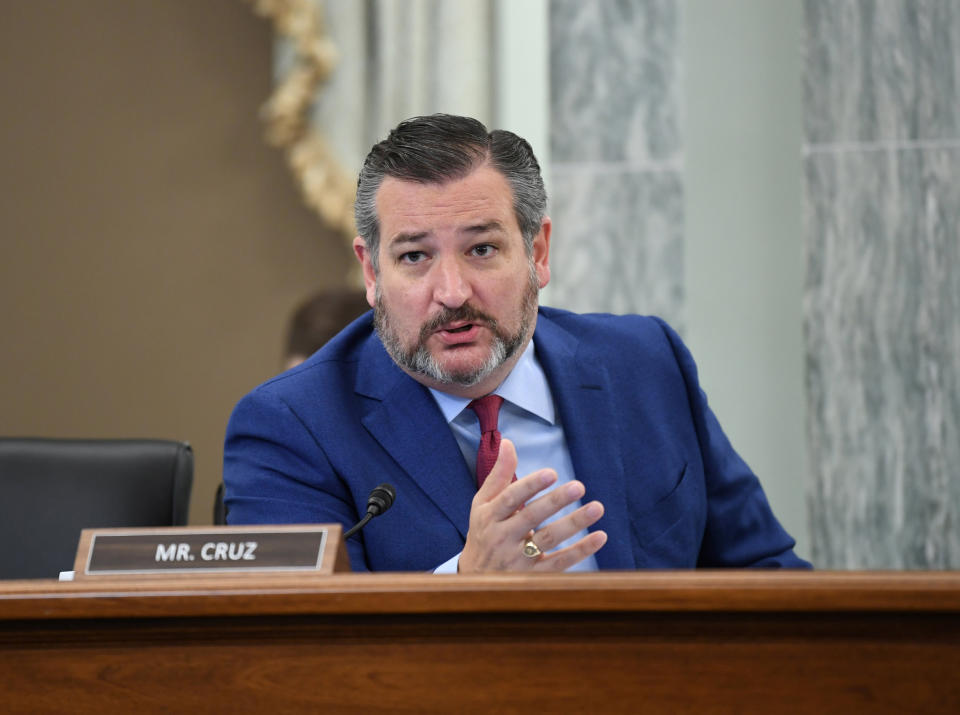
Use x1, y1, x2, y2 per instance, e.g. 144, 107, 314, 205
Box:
476, 438, 518, 503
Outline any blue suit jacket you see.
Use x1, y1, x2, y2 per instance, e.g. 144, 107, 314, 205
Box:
224, 307, 809, 571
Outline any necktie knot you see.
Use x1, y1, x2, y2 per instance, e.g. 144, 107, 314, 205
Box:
469, 394, 504, 434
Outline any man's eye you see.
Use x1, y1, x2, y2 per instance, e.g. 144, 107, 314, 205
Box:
471, 244, 496, 257
400, 251, 426, 264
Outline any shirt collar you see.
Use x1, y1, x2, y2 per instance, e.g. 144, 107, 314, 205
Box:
428, 340, 557, 425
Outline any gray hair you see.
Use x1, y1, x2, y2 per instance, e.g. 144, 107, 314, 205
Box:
354, 114, 547, 271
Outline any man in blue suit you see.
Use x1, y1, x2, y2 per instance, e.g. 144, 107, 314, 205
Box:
224, 114, 809, 572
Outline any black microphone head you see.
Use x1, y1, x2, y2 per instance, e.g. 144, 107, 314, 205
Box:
366, 483, 396, 516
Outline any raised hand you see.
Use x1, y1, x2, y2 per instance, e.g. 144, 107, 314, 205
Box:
458, 439, 607, 573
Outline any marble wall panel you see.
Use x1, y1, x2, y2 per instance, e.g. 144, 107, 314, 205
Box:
550, 0, 680, 164
805, 149, 960, 568
548, 0, 683, 326
804, 0, 960, 569
804, 147, 960, 568
548, 167, 683, 323
804, 0, 960, 143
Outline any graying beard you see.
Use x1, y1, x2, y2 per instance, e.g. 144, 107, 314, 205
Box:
376, 310, 518, 387
373, 262, 539, 387
409, 336, 508, 387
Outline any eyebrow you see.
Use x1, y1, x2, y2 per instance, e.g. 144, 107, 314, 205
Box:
387, 221, 505, 247
463, 220, 505, 235
388, 231, 429, 247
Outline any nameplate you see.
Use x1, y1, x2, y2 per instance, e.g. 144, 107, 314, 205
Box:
73, 525, 349, 577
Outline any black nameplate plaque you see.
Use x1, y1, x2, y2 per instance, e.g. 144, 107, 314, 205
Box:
73, 525, 348, 577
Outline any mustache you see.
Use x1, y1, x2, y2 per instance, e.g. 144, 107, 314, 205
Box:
419, 304, 498, 341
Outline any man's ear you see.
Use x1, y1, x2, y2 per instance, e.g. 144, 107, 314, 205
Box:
353, 236, 377, 307
532, 217, 551, 289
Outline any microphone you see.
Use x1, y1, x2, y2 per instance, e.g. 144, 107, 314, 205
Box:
343, 483, 396, 539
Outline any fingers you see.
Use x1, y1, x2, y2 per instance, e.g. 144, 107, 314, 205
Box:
521, 500, 606, 572
462, 439, 609, 573
487, 468, 559, 521
479, 439, 569, 521
510, 479, 586, 528
525, 500, 604, 553
533, 530, 608, 572
474, 439, 520, 503
489, 474, 592, 542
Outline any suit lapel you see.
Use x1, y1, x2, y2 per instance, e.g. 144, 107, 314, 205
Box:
355, 337, 474, 539
534, 315, 635, 569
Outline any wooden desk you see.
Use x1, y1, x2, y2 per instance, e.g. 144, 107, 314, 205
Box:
1, 572, 959, 713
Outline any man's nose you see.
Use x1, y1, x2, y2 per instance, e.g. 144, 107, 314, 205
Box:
431, 257, 472, 308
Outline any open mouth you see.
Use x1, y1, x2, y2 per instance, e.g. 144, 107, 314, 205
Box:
446, 324, 473, 334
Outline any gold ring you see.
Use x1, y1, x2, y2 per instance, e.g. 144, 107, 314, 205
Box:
522, 537, 543, 559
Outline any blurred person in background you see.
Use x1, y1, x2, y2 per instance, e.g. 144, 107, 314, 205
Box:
282, 289, 371, 370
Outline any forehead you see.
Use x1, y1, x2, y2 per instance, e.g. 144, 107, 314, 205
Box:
375, 165, 518, 241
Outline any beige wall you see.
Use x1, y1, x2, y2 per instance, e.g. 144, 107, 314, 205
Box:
0, 1, 355, 524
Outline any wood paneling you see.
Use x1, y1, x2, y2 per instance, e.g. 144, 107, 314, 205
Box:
1, 572, 958, 713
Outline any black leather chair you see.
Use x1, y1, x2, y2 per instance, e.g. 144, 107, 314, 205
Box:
0, 438, 193, 579
213, 481, 228, 525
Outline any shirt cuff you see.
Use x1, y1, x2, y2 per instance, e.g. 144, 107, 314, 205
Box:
433, 551, 461, 574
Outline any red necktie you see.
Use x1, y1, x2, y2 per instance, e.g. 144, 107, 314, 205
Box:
468, 395, 505, 488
